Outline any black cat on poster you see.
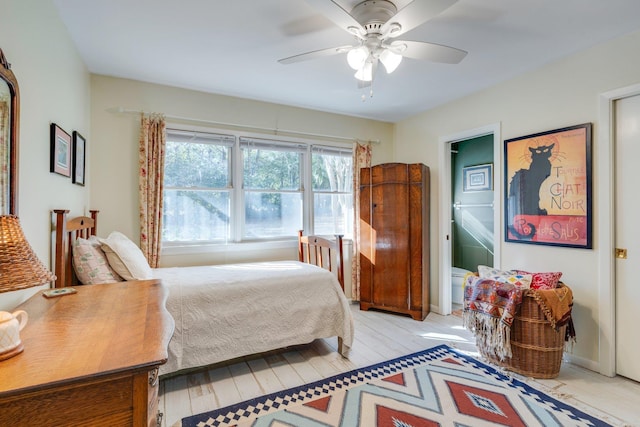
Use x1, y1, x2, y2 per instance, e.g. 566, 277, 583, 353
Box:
506, 143, 555, 239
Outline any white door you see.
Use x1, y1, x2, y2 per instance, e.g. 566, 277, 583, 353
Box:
614, 94, 640, 382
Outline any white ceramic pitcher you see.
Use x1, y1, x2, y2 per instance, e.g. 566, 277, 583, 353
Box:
0, 310, 28, 355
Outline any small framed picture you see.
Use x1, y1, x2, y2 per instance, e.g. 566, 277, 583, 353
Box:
72, 131, 86, 186
463, 163, 493, 192
50, 123, 71, 177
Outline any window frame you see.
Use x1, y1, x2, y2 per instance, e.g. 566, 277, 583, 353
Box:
163, 124, 354, 249
163, 129, 235, 244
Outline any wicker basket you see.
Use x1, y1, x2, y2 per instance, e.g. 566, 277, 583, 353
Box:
480, 290, 567, 379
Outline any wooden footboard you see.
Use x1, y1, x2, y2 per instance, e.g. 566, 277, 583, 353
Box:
298, 231, 344, 291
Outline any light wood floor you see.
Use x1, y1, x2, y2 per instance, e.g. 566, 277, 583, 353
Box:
159, 302, 640, 427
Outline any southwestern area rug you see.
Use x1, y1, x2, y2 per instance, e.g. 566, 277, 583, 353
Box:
182, 344, 613, 427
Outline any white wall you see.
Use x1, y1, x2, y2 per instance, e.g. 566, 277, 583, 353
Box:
0, 0, 91, 311
89, 75, 395, 266
395, 29, 640, 368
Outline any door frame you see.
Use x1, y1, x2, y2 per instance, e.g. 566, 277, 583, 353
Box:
597, 82, 640, 376
437, 123, 502, 315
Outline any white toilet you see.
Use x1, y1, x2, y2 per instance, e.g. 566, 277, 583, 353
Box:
451, 267, 471, 304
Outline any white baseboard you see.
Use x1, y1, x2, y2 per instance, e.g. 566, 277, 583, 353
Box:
563, 351, 602, 374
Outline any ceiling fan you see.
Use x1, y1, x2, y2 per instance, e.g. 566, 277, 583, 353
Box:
278, 0, 467, 84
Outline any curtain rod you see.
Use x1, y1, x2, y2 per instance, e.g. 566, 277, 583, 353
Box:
107, 107, 381, 145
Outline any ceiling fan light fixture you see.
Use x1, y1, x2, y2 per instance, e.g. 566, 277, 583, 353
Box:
354, 60, 374, 82
379, 48, 402, 73
347, 46, 369, 70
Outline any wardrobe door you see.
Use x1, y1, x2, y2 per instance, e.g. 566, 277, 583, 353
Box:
360, 164, 411, 313
371, 164, 411, 310
408, 163, 429, 317
359, 167, 373, 305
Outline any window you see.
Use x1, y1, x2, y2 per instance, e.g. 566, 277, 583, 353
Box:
163, 130, 234, 243
240, 138, 305, 239
163, 128, 354, 245
311, 146, 353, 237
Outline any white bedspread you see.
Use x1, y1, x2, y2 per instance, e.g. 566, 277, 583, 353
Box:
152, 261, 354, 376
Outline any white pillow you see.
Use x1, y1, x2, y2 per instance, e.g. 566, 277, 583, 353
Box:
99, 231, 153, 281
478, 265, 518, 278
72, 236, 123, 285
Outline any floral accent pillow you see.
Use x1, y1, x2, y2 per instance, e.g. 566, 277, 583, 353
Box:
516, 270, 562, 290
73, 236, 123, 285
477, 265, 518, 278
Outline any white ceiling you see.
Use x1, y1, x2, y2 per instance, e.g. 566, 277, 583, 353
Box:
52, 0, 640, 122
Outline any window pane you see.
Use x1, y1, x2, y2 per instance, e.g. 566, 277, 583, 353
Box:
312, 152, 353, 192
165, 141, 230, 188
314, 193, 353, 237
243, 147, 300, 190
244, 192, 302, 238
163, 189, 230, 242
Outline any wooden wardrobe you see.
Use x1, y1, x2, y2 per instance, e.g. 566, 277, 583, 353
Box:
359, 163, 430, 321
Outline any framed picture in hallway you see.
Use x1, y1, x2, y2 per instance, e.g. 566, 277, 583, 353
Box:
504, 123, 592, 248
463, 163, 493, 192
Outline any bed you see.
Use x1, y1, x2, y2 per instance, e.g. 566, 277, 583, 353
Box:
52, 209, 354, 376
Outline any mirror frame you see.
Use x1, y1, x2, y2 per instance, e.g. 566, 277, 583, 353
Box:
0, 48, 19, 215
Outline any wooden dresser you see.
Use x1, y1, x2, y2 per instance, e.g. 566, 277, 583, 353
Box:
359, 163, 430, 320
0, 279, 174, 426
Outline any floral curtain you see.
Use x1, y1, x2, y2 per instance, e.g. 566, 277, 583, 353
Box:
351, 142, 372, 300
139, 113, 166, 268
0, 95, 9, 215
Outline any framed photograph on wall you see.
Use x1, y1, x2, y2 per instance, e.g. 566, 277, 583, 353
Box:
504, 122, 592, 248
463, 163, 493, 192
72, 131, 86, 186
50, 123, 71, 177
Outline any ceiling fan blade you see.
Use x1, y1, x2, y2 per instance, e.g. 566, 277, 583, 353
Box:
305, 0, 366, 38
392, 40, 467, 64
381, 0, 458, 39
278, 45, 353, 65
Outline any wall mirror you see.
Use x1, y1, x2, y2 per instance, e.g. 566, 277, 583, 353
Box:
0, 48, 19, 215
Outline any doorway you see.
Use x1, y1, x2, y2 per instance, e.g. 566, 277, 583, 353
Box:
438, 124, 501, 315
451, 136, 495, 275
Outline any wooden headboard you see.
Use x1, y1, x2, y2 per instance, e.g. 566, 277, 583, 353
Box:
298, 231, 344, 291
53, 209, 99, 288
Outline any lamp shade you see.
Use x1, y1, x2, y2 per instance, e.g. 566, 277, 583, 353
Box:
354, 61, 374, 82
379, 49, 402, 73
347, 46, 369, 70
0, 215, 55, 293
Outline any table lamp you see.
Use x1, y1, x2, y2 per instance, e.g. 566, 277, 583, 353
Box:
0, 215, 56, 360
